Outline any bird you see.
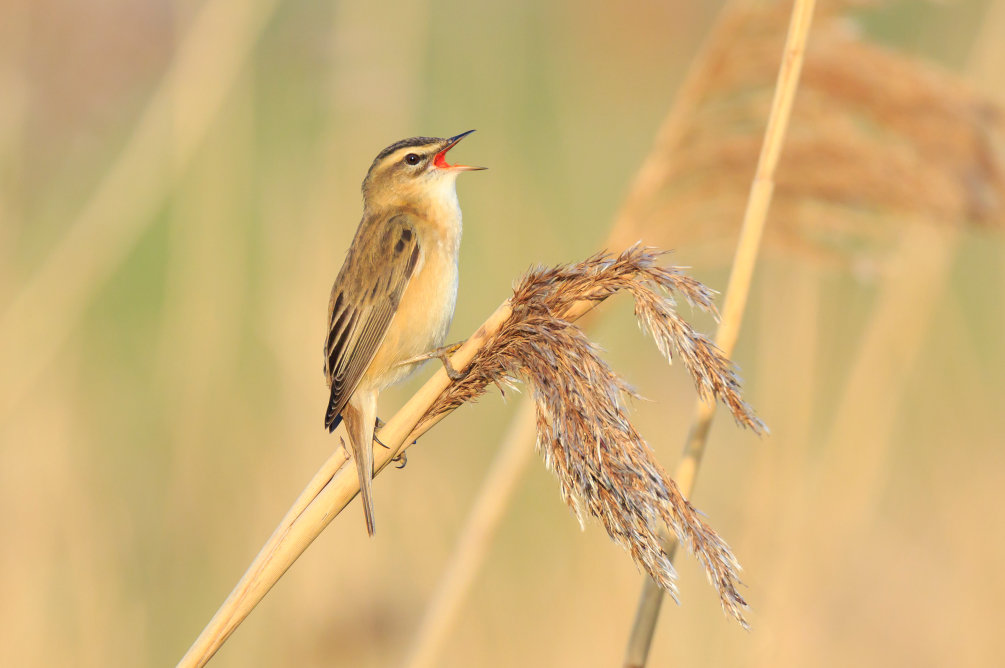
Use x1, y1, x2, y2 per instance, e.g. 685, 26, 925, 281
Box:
323, 130, 484, 536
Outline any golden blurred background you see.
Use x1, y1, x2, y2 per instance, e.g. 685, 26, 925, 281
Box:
2, 0, 1004, 666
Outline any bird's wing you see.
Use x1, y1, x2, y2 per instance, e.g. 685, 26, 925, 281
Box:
324, 213, 421, 431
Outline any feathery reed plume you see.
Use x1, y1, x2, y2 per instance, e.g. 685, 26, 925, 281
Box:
428, 248, 761, 435
422, 245, 762, 624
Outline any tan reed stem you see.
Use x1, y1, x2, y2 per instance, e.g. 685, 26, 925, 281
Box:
403, 399, 537, 668
624, 1, 816, 665
177, 286, 631, 667
400, 5, 759, 664
0, 0, 280, 424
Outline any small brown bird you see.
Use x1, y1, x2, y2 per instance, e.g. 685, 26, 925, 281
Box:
323, 131, 483, 535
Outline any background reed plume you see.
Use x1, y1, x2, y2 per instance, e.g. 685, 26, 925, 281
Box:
614, 1, 1005, 266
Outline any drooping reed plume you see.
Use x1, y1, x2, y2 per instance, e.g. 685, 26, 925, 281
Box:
422, 245, 763, 625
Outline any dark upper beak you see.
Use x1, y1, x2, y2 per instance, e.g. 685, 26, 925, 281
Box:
446, 129, 477, 146
435, 130, 487, 171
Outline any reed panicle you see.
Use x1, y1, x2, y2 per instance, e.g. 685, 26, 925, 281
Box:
631, 2, 1005, 263
422, 245, 762, 625
427, 247, 760, 431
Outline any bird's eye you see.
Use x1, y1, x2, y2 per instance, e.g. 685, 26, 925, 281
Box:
404, 153, 421, 165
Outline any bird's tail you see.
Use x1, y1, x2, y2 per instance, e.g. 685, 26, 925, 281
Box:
355, 430, 376, 537
343, 391, 377, 536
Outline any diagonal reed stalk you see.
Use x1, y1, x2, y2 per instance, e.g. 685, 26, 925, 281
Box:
624, 1, 815, 665
177, 246, 761, 667
0, 0, 280, 424
402, 399, 538, 668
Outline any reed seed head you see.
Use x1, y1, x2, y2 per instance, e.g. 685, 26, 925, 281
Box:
421, 245, 762, 625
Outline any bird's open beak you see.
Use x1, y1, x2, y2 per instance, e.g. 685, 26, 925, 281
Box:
434, 130, 487, 171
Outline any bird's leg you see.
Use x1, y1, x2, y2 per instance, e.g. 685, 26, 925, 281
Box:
395, 343, 466, 379
396, 342, 466, 380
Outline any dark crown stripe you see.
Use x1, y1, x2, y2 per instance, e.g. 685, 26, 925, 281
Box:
373, 136, 444, 163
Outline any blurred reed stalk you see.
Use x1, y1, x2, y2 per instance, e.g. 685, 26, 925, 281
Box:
262, 0, 433, 449
755, 224, 959, 664
178, 246, 762, 667
402, 399, 537, 668
0, 0, 28, 295
624, 2, 815, 665
754, 7, 1005, 662
0, 0, 280, 424
820, 229, 956, 524
156, 58, 255, 531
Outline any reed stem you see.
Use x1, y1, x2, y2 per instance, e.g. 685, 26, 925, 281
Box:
624, 1, 816, 664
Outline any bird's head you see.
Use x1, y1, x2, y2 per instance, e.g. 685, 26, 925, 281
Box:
361, 130, 484, 211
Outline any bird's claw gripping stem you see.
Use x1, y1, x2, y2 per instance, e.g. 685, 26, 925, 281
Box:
373, 416, 388, 449
436, 343, 465, 381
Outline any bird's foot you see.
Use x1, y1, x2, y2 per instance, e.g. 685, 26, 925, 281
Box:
392, 451, 407, 469
432, 342, 465, 381
372, 416, 417, 458
373, 416, 389, 449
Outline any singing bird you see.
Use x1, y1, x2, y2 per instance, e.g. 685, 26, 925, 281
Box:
323, 131, 484, 536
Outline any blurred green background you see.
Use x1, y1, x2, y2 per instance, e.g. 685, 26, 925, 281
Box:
1, 1, 1003, 666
